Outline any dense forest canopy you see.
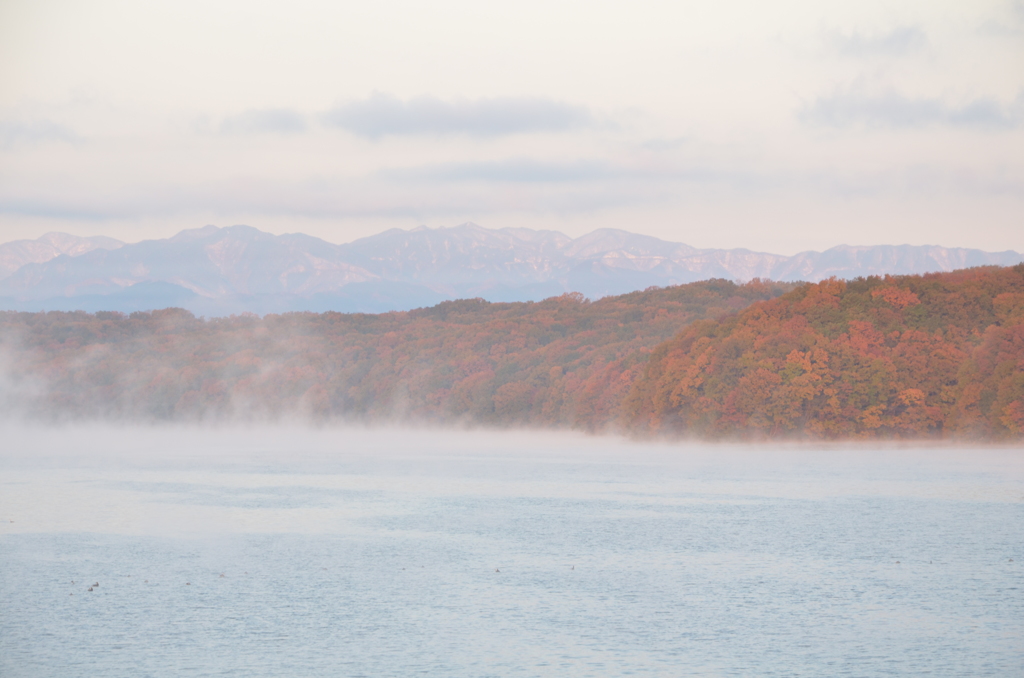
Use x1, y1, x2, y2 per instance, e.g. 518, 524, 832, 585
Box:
0, 279, 790, 428
626, 264, 1024, 439
2, 266, 1022, 440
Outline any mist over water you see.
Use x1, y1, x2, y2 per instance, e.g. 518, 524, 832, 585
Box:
2, 425, 1022, 676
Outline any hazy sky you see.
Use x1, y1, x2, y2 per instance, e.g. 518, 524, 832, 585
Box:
0, 0, 1021, 254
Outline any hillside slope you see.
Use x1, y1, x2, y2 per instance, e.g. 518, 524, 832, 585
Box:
5, 266, 1023, 439
0, 279, 790, 426
625, 265, 1024, 439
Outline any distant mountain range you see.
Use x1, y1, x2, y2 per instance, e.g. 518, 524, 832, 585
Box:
0, 232, 124, 280
0, 223, 1020, 315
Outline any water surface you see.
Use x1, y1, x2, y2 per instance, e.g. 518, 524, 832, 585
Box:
1, 426, 1022, 677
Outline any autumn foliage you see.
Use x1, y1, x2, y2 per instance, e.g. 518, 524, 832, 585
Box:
624, 264, 1024, 439
0, 279, 789, 427
3, 266, 1022, 440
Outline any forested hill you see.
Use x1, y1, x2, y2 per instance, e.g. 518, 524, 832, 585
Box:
2, 266, 1022, 439
625, 264, 1024, 439
0, 279, 791, 426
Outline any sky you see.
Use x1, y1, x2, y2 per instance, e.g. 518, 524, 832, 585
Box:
0, 0, 1021, 254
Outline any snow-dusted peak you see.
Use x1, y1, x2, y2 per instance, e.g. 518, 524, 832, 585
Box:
0, 232, 124, 280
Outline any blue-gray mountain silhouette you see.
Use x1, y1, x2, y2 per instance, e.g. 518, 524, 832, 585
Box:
1, 223, 1019, 315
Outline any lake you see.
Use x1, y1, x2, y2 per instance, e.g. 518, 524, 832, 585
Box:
1, 425, 1022, 677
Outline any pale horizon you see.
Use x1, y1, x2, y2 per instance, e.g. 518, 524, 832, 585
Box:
1, 0, 1021, 256
4, 221, 1024, 258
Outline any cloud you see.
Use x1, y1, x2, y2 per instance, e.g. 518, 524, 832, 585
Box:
323, 93, 593, 138
800, 91, 1023, 129
0, 119, 78, 150
382, 159, 616, 183
219, 109, 307, 135
830, 26, 927, 57
640, 137, 688, 152
979, 2, 1024, 37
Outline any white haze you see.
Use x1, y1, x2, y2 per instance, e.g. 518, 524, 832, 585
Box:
0, 0, 1022, 254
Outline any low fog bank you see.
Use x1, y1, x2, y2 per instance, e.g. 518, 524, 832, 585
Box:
2, 421, 1021, 469
2, 422, 1022, 538
0, 282, 790, 434
3, 266, 1023, 441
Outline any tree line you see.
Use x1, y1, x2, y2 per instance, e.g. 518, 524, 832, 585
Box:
0, 279, 789, 428
2, 265, 1022, 439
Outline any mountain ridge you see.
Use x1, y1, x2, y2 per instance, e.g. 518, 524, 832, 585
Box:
0, 223, 1020, 315
0, 232, 124, 280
